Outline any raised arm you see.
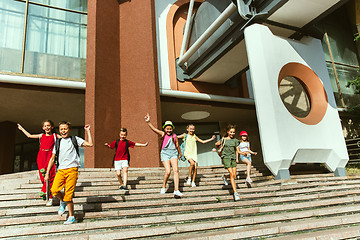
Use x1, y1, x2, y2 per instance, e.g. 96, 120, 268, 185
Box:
177, 133, 185, 139
81, 124, 93, 147
196, 135, 216, 144
17, 124, 41, 139
145, 113, 164, 137
215, 139, 222, 147
44, 153, 55, 181
135, 142, 148, 147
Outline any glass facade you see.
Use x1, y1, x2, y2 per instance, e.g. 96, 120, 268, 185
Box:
321, 6, 360, 109
0, 0, 25, 73
0, 0, 87, 80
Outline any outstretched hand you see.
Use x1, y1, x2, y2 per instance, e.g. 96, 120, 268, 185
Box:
104, 143, 111, 148
84, 124, 91, 131
211, 135, 216, 140
17, 124, 23, 131
145, 113, 150, 123
144, 142, 149, 146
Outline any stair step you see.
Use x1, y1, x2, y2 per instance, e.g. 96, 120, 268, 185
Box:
0, 166, 359, 239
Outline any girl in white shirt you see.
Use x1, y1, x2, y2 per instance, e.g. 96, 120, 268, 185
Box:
237, 131, 257, 185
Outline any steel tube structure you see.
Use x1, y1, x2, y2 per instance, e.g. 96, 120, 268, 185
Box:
177, 2, 237, 67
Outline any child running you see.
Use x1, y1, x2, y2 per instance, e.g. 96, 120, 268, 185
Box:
238, 131, 257, 186
105, 128, 148, 191
178, 124, 215, 187
215, 125, 241, 201
45, 122, 93, 224
17, 121, 59, 206
145, 113, 183, 197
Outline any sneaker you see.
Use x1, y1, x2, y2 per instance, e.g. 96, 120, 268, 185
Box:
123, 186, 129, 191
191, 182, 196, 187
234, 192, 240, 201
245, 178, 252, 188
222, 174, 228, 186
173, 190, 184, 197
58, 201, 67, 216
160, 188, 166, 194
64, 216, 75, 225
186, 178, 191, 186
119, 186, 125, 190
46, 198, 53, 207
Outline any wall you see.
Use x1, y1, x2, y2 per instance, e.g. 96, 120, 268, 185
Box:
0, 121, 16, 174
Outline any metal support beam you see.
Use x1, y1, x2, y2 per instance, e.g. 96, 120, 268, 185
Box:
179, 0, 195, 60
177, 2, 237, 67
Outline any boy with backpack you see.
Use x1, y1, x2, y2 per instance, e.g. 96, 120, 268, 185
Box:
45, 122, 93, 224
105, 128, 148, 191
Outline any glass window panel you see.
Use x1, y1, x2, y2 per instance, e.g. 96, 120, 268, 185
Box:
326, 62, 360, 108
30, 0, 87, 13
321, 8, 359, 67
0, 0, 25, 73
24, 4, 87, 79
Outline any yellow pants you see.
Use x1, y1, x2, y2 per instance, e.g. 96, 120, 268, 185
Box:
51, 167, 78, 202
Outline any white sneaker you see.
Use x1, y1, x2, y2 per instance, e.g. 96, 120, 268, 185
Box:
234, 192, 240, 201
186, 178, 191, 185
173, 190, 184, 197
58, 201, 67, 216
222, 174, 228, 186
46, 198, 53, 207
246, 177, 253, 183
191, 182, 196, 187
64, 216, 75, 225
160, 188, 166, 194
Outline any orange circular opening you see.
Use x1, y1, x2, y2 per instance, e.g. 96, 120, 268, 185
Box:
278, 62, 328, 125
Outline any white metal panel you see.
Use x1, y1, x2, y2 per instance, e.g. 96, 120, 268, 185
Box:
268, 0, 341, 28
244, 24, 348, 177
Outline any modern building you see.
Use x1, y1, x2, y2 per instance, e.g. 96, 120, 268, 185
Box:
0, 0, 359, 177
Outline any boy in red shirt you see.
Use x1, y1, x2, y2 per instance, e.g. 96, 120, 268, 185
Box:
105, 128, 148, 190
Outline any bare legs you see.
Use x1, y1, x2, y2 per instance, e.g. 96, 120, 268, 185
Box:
162, 158, 180, 191
116, 170, 124, 185
242, 158, 252, 181
227, 167, 237, 193
188, 159, 197, 183
52, 191, 74, 217
116, 167, 128, 187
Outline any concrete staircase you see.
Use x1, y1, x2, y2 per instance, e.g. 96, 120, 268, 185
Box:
1, 165, 360, 239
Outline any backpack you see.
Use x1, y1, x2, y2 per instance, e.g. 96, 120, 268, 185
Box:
112, 139, 130, 166
217, 138, 226, 157
180, 134, 188, 162
54, 136, 80, 168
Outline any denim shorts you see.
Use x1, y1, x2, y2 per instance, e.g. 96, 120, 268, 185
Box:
160, 149, 178, 162
240, 154, 252, 162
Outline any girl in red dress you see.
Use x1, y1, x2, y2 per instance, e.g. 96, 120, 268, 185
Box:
18, 120, 58, 206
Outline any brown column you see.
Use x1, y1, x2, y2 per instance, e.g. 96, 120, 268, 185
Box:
0, 121, 16, 174
85, 0, 121, 168
119, 0, 162, 167
86, 0, 161, 168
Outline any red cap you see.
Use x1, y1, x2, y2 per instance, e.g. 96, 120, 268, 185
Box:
239, 131, 248, 136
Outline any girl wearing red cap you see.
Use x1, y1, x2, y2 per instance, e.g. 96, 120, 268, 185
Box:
238, 131, 257, 185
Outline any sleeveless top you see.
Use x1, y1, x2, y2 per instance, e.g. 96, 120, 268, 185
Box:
39, 133, 57, 151
161, 133, 177, 150
238, 141, 250, 152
